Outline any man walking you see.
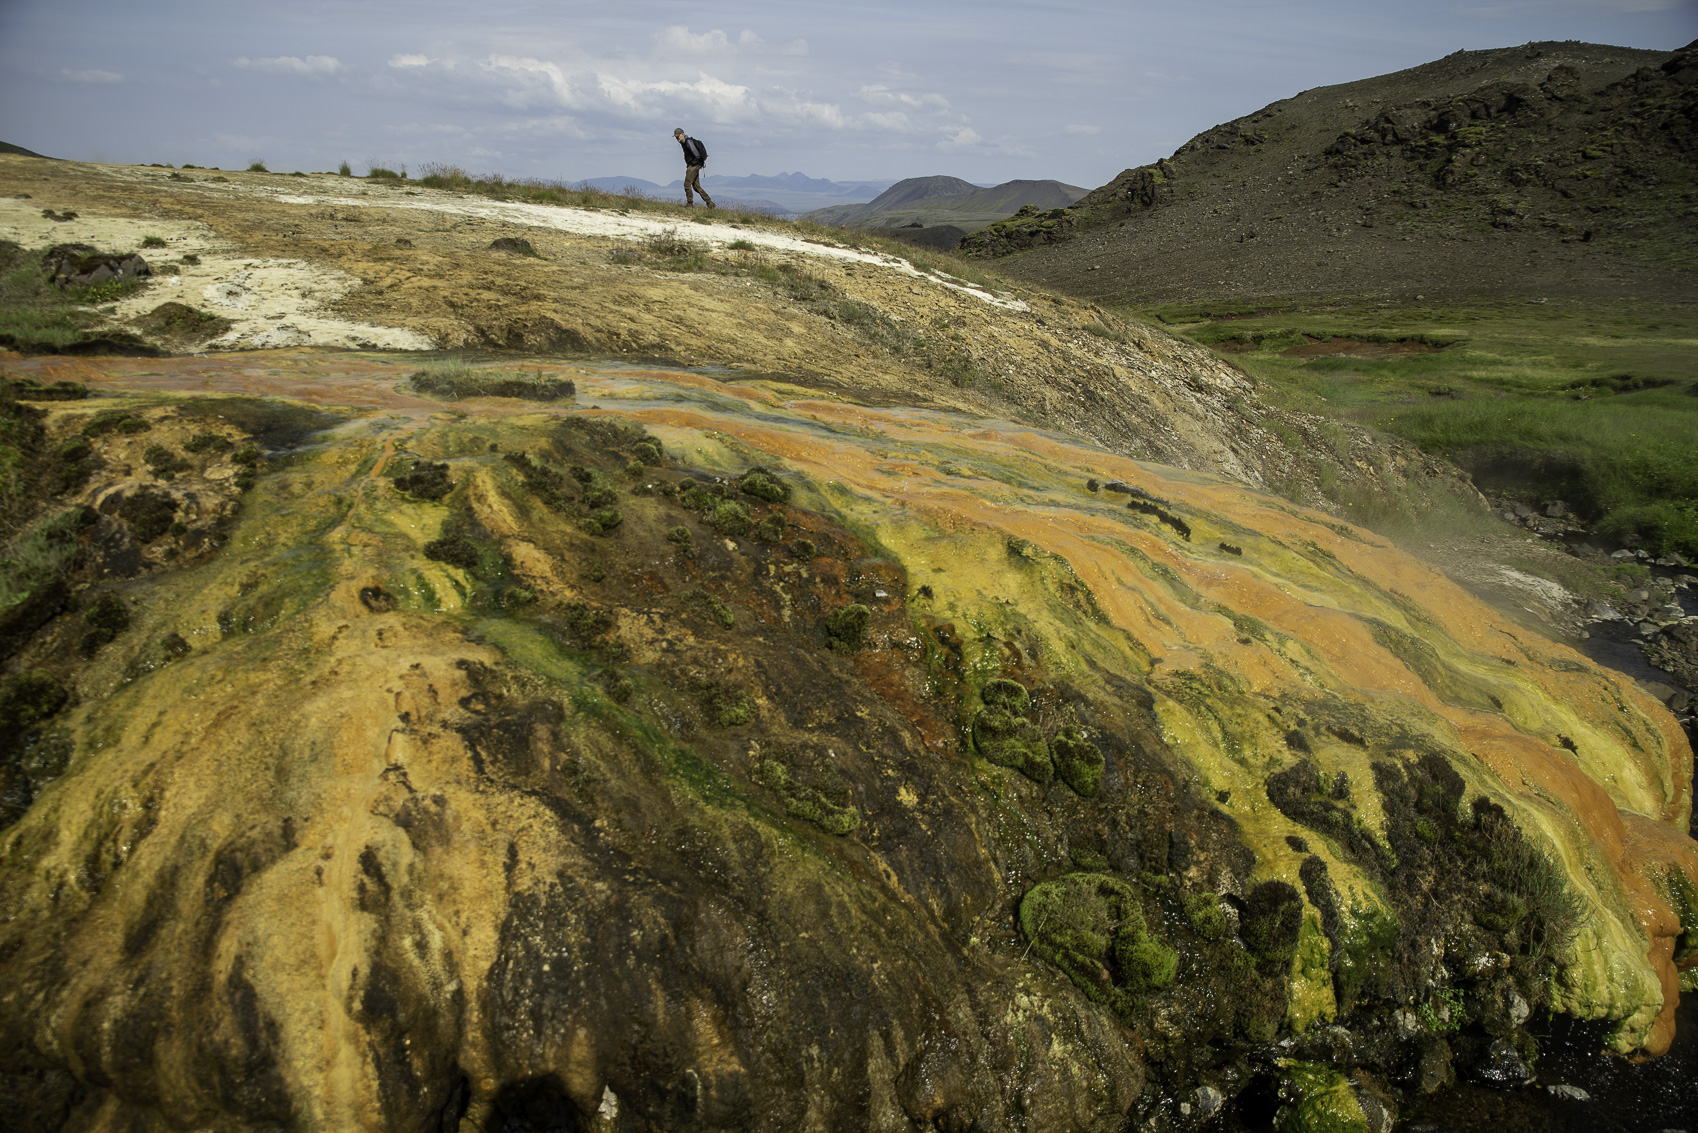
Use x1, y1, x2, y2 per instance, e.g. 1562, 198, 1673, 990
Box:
674, 127, 715, 208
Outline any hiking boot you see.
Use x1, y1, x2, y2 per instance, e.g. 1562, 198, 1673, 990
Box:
703, 198, 715, 209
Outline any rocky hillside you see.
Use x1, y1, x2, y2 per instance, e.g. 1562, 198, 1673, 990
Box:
0, 155, 1695, 1132
806, 176, 1086, 233
964, 40, 1698, 303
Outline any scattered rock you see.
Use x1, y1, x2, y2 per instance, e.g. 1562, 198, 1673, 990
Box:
1546, 1083, 1591, 1101
1471, 1037, 1535, 1087
488, 236, 537, 255
1193, 1085, 1224, 1118
42, 243, 150, 287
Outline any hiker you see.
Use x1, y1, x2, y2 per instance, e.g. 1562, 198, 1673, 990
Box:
673, 127, 715, 208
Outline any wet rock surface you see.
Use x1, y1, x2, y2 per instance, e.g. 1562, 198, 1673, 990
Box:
0, 357, 1691, 1130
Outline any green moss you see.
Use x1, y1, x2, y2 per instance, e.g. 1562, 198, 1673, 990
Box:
790, 538, 816, 560
1186, 893, 1229, 940
1243, 880, 1303, 972
1019, 872, 1172, 1013
823, 603, 870, 652
79, 591, 131, 655
740, 467, 792, 503
681, 588, 735, 628
704, 497, 752, 537
1117, 936, 1178, 993
1286, 912, 1338, 1033
757, 513, 787, 541
631, 439, 663, 466
1275, 1061, 1369, 1133
970, 678, 1051, 783
1052, 725, 1104, 797
756, 751, 860, 836
0, 669, 68, 737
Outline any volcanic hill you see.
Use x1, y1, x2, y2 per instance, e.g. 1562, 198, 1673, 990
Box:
0, 151, 1694, 1132
964, 40, 1698, 303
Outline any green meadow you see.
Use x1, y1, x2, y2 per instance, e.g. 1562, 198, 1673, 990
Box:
1132, 297, 1698, 558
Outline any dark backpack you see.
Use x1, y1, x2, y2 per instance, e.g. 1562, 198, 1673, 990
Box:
690, 137, 708, 165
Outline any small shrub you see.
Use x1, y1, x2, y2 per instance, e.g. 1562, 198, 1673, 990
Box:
81, 410, 149, 437
1083, 320, 1129, 345
581, 508, 623, 535
367, 166, 400, 179
727, 238, 758, 251
422, 534, 480, 571
704, 685, 752, 727
394, 460, 453, 501
682, 588, 734, 628
337, 161, 353, 177
182, 432, 231, 454
739, 468, 791, 503
180, 254, 200, 266
631, 439, 664, 465
140, 235, 167, 249
247, 160, 268, 173
142, 444, 190, 481
231, 445, 261, 465
607, 247, 643, 265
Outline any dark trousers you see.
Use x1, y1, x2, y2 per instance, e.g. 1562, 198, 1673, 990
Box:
684, 165, 713, 206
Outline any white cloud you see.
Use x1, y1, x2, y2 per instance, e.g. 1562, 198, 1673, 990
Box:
1065, 124, 1100, 135
389, 54, 431, 68
232, 55, 344, 76
59, 69, 123, 84
940, 126, 982, 148
656, 26, 807, 56
658, 27, 735, 54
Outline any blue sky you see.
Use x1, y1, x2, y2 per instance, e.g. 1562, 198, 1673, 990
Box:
3, 1, 1692, 188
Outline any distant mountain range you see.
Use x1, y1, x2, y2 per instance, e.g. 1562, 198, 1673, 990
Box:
803, 177, 1088, 237
575, 173, 902, 216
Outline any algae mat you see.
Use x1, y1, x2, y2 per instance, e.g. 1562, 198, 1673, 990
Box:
0, 351, 1694, 1130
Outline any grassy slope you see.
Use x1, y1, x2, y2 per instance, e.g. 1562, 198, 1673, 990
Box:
1136, 295, 1698, 556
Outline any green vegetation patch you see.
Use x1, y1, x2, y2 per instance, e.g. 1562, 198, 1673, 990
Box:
1019, 872, 1177, 1014
1142, 296, 1698, 555
971, 677, 1052, 783
409, 362, 576, 402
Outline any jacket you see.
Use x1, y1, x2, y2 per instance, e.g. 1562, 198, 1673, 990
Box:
678, 136, 707, 167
